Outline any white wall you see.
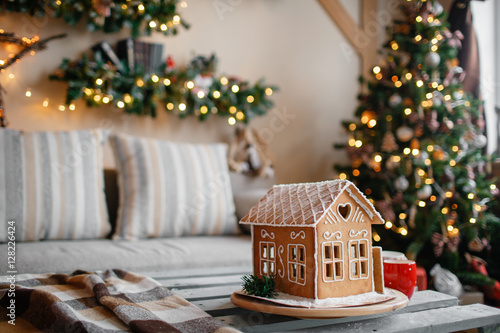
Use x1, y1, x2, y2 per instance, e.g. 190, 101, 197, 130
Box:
2, 0, 367, 184
471, 0, 498, 154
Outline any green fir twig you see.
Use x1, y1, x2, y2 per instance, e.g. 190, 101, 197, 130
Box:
241, 274, 278, 299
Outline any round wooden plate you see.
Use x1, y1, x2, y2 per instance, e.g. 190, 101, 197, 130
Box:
230, 289, 409, 319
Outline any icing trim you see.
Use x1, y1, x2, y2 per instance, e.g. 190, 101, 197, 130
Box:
323, 231, 342, 240
346, 187, 374, 220
349, 229, 368, 238
325, 211, 339, 224
314, 229, 318, 299
278, 245, 285, 278
291, 231, 306, 240
261, 229, 275, 239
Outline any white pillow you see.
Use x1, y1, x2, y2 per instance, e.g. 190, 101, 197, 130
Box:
110, 133, 238, 240
0, 129, 111, 242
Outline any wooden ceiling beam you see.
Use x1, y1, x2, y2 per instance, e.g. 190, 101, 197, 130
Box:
318, 0, 380, 77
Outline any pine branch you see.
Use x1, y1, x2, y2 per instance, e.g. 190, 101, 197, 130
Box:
241, 274, 278, 298
0, 33, 67, 71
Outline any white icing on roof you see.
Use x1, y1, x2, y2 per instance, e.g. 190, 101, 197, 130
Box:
240, 179, 383, 226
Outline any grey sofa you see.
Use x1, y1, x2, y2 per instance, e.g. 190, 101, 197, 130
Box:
1, 171, 273, 274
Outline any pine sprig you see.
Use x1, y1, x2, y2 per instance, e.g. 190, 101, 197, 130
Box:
456, 272, 496, 287
241, 274, 278, 298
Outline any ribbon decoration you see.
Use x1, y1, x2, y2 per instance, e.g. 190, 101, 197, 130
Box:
431, 232, 460, 257
346, 143, 374, 165
443, 66, 466, 87
468, 237, 490, 253
443, 30, 464, 49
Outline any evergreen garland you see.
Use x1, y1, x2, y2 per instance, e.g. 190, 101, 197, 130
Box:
49, 53, 277, 123
1, 0, 189, 37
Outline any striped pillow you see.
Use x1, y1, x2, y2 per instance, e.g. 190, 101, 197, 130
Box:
110, 133, 237, 240
0, 128, 111, 242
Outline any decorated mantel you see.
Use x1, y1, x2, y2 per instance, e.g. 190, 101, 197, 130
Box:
235, 179, 403, 309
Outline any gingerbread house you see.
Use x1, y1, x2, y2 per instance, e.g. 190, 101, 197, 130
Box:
240, 179, 385, 299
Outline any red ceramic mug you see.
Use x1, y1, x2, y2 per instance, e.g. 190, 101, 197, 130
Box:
383, 259, 417, 299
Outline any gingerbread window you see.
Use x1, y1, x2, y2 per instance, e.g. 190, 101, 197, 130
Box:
260, 242, 276, 276
348, 239, 369, 280
288, 244, 306, 285
322, 241, 344, 282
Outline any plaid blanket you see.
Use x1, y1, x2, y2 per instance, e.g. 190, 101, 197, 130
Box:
0, 269, 239, 333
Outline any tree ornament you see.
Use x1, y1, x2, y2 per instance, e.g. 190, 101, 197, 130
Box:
433, 149, 446, 161
166, 56, 175, 72
375, 200, 396, 223
442, 117, 454, 131
92, 0, 112, 17
395, 176, 410, 191
388, 94, 402, 108
426, 110, 440, 132
396, 126, 414, 142
476, 114, 486, 131
414, 123, 424, 137
410, 138, 420, 150
463, 179, 477, 193
385, 157, 400, 171
417, 185, 432, 200
473, 134, 487, 149
424, 52, 441, 67
403, 97, 413, 106
453, 91, 464, 100
444, 66, 465, 86
361, 110, 377, 123
468, 237, 489, 253
433, 96, 443, 107
433, 1, 444, 16
400, 54, 411, 67
381, 131, 399, 152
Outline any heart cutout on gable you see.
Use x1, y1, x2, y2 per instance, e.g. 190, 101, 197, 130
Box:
337, 203, 352, 221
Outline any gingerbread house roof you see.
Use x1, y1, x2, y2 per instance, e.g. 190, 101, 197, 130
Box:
240, 179, 384, 226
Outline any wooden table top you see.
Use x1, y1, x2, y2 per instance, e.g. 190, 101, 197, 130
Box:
140, 266, 500, 333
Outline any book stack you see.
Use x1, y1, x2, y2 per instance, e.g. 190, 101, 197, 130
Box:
92, 39, 165, 73
117, 38, 164, 73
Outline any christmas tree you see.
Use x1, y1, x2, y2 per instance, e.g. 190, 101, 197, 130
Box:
334, 0, 499, 287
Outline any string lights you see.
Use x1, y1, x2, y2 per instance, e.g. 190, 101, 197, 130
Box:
0, 31, 67, 127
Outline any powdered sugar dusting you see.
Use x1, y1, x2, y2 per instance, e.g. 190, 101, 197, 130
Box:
237, 289, 397, 309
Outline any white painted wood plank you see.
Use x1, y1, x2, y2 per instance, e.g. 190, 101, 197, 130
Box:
406, 290, 459, 310
157, 273, 244, 289
173, 284, 239, 300
241, 304, 500, 333
212, 291, 461, 332
138, 266, 251, 279
193, 298, 237, 312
